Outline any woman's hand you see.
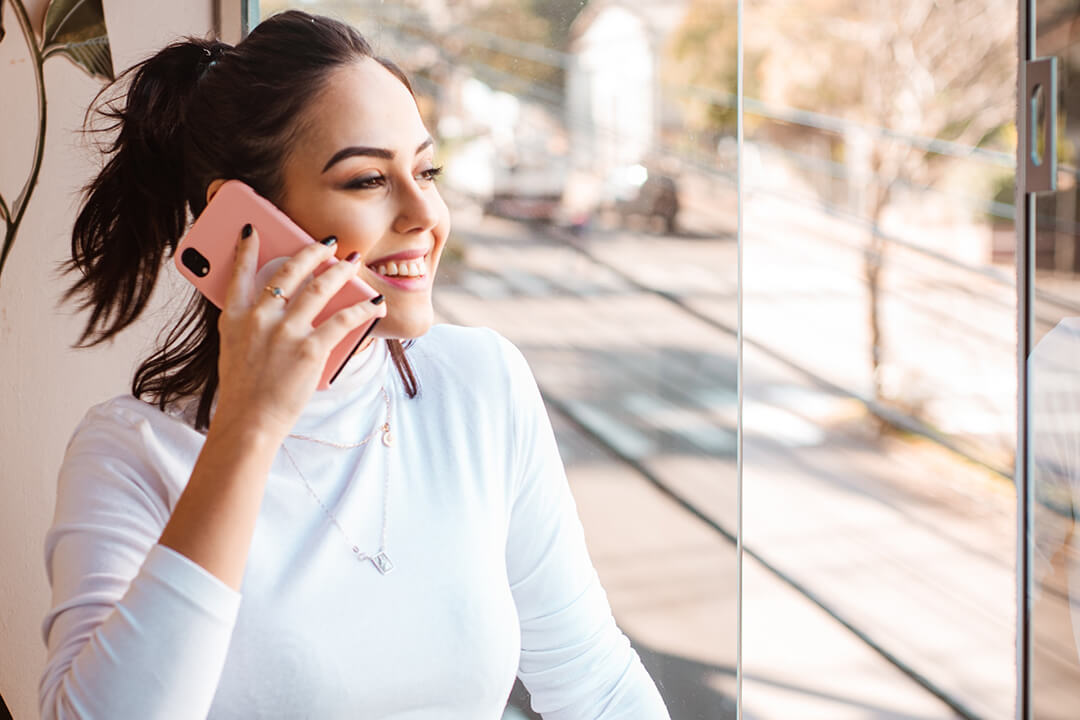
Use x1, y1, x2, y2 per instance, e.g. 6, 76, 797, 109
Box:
158, 225, 384, 589
210, 225, 386, 441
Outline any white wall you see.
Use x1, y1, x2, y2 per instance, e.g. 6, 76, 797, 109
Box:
0, 1, 216, 717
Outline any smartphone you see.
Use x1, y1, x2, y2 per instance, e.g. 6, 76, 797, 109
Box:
174, 180, 380, 390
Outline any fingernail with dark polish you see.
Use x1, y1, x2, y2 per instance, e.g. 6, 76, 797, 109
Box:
370, 294, 384, 305
345, 251, 360, 263
241, 223, 253, 239
320, 235, 338, 247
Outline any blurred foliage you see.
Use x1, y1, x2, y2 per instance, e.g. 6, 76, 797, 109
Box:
666, 0, 743, 135
454, 0, 560, 92
261, 0, 586, 101
536, 0, 589, 47
669, 0, 1016, 171
452, 0, 586, 93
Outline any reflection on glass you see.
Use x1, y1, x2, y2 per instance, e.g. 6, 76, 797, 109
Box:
261, 2, 739, 717
743, 0, 1017, 717
1029, 1, 1080, 717
1031, 321, 1080, 718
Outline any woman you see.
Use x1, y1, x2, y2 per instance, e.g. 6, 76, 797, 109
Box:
40, 10, 669, 719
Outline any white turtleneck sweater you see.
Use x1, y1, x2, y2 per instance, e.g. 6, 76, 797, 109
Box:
39, 324, 670, 719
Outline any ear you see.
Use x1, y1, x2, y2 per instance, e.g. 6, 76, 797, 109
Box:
205, 178, 228, 205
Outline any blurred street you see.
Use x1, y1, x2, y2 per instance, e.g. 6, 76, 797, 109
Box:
255, 0, 1079, 715
246, 0, 1080, 712
433, 198, 1026, 718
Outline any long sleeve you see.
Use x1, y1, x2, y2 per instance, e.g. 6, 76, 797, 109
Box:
40, 401, 242, 720
499, 337, 670, 719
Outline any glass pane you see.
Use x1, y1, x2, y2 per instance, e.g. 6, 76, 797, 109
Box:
742, 1, 1017, 717
259, 2, 740, 717
1029, 1, 1080, 716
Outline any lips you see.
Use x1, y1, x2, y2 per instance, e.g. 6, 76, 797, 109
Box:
366, 247, 429, 267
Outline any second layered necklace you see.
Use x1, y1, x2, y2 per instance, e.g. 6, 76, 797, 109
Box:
281, 386, 396, 575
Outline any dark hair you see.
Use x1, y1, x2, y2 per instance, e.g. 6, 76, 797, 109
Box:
65, 10, 420, 431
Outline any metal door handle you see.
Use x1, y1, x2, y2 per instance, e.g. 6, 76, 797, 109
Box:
1023, 56, 1058, 194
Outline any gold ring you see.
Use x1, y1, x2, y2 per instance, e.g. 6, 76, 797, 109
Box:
264, 285, 288, 302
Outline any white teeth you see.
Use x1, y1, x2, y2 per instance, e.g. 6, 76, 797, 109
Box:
370, 256, 428, 277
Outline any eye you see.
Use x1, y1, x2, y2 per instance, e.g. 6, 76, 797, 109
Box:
343, 173, 386, 190
417, 166, 444, 183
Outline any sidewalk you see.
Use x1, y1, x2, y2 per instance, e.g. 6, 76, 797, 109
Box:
433, 211, 1008, 718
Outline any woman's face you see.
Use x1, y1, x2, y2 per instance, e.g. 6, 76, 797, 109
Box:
277, 58, 450, 340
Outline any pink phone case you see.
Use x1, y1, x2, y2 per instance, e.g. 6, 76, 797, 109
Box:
174, 180, 380, 390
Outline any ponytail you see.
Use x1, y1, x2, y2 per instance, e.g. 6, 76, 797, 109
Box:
64, 12, 421, 431
65, 39, 229, 346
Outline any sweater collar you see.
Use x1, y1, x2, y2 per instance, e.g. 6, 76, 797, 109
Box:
290, 338, 391, 433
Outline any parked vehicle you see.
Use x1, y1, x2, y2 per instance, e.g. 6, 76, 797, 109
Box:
616, 172, 680, 234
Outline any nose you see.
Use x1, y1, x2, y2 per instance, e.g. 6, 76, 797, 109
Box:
392, 176, 440, 236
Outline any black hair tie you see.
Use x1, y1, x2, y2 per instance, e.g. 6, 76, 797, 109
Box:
198, 45, 228, 79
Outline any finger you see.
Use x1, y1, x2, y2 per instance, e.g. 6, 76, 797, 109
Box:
307, 295, 387, 350
224, 223, 259, 312
282, 253, 364, 324
263, 240, 337, 305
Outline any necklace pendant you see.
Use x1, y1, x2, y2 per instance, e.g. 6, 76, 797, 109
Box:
381, 425, 393, 447
372, 551, 394, 575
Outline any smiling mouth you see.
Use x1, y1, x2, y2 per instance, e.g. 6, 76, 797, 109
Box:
367, 255, 429, 279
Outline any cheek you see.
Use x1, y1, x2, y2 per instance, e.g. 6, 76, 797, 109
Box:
335, 207, 394, 257
277, 192, 375, 251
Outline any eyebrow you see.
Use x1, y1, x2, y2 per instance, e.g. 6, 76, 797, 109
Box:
321, 137, 435, 173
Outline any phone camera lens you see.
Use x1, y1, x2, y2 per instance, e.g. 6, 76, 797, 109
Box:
181, 248, 210, 277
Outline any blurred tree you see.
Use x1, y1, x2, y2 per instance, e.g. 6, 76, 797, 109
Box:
261, 0, 584, 96
667, 0, 742, 135
672, 0, 1016, 405
332, 0, 586, 99
454, 0, 586, 93
822, 0, 1014, 404
538, 0, 590, 47
454, 0, 559, 92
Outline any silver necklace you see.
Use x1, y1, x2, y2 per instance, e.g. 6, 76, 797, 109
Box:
280, 386, 395, 575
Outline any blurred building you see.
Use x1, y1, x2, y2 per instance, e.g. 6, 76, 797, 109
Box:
566, 1, 690, 208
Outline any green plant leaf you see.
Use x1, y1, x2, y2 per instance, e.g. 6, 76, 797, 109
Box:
41, 0, 113, 80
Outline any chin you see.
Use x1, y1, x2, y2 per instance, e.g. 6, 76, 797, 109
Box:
376, 308, 435, 341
